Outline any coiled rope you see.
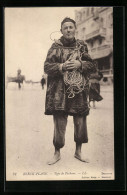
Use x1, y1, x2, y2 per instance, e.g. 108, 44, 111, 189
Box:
50, 31, 61, 41
63, 43, 87, 98
49, 32, 87, 98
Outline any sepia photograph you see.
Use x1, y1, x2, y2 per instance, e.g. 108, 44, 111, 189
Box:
5, 7, 114, 181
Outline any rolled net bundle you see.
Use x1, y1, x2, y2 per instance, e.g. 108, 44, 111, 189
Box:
63, 42, 88, 98
64, 70, 85, 98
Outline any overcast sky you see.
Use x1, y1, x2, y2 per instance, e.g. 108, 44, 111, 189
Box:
5, 7, 83, 81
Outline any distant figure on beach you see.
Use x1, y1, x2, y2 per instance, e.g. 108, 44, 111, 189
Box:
41, 75, 46, 89
6, 69, 25, 89
89, 64, 103, 108
17, 69, 22, 89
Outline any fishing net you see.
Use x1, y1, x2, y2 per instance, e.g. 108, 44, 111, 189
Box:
64, 70, 85, 98
63, 43, 87, 98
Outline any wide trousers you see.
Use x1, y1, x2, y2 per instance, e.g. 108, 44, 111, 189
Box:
53, 114, 88, 149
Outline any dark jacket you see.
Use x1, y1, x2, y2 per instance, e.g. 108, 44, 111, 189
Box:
89, 70, 103, 83
89, 70, 103, 102
44, 36, 96, 116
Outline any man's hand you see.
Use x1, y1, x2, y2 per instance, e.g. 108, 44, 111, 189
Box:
62, 60, 81, 71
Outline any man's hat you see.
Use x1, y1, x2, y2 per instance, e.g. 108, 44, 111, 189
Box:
61, 17, 76, 28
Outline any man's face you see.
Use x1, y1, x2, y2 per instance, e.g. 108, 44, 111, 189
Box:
61, 22, 76, 40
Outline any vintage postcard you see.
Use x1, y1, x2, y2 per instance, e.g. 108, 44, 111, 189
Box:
5, 7, 114, 181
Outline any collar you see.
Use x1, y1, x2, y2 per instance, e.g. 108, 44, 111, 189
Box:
54, 36, 76, 47
60, 36, 76, 47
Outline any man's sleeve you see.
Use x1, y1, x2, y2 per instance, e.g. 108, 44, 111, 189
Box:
44, 44, 63, 77
79, 44, 96, 75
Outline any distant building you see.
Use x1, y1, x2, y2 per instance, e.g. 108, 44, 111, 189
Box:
75, 7, 113, 83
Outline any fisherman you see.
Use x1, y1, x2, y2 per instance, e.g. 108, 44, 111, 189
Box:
44, 17, 96, 165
